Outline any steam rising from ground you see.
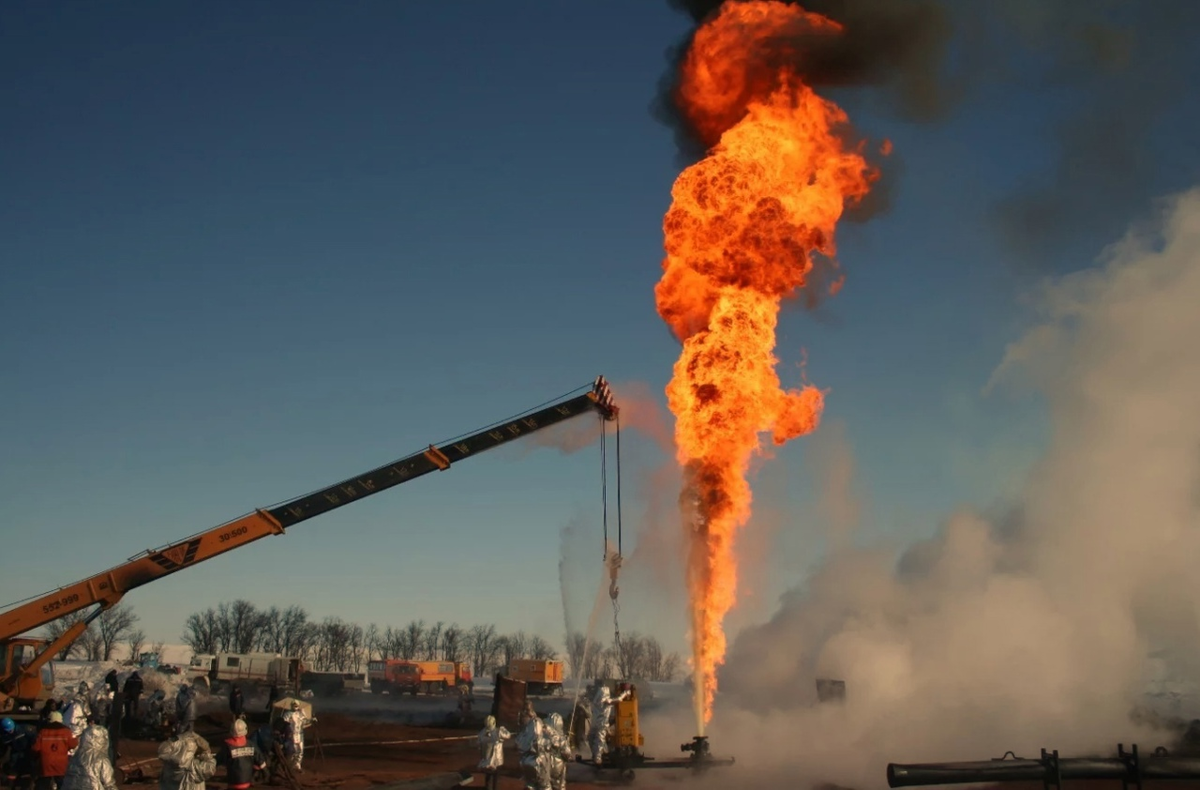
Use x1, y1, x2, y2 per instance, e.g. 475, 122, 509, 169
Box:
661, 187, 1200, 788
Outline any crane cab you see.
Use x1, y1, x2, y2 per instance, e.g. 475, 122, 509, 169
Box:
0, 638, 56, 712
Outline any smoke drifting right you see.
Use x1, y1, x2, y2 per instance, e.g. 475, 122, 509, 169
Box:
625, 1, 1200, 788
654, 0, 1200, 260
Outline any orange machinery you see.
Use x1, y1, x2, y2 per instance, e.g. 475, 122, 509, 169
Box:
0, 377, 618, 716
504, 658, 564, 695
368, 660, 473, 695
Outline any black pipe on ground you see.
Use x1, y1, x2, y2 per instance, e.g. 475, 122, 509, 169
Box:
888, 745, 1200, 788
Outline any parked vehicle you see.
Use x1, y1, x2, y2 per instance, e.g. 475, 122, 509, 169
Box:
503, 659, 563, 695
368, 659, 471, 694
300, 671, 369, 696
188, 652, 302, 693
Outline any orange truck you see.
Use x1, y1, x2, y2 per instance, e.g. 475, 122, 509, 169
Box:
368, 659, 473, 695
505, 659, 564, 695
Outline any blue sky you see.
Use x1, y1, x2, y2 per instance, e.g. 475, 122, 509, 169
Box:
3, 2, 1199, 653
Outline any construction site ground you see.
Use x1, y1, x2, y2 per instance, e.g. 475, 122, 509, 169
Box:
113, 705, 688, 790
111, 691, 1196, 790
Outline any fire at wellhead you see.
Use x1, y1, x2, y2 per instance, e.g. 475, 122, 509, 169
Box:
654, 0, 883, 733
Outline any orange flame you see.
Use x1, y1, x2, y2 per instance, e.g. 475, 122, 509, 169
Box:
655, 0, 878, 730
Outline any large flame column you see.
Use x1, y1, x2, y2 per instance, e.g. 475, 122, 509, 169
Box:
654, 0, 879, 731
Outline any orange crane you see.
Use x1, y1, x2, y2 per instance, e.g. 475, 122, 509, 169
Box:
0, 377, 618, 715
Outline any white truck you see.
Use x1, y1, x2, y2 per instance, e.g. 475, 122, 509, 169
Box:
187, 652, 303, 693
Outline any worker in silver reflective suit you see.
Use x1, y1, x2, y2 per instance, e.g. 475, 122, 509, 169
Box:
475, 715, 510, 790
90, 687, 114, 727
542, 713, 571, 790
588, 682, 629, 766
157, 729, 216, 790
514, 710, 548, 790
60, 725, 117, 790
280, 701, 312, 773
62, 696, 90, 744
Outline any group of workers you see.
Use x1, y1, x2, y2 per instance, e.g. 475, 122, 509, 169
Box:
0, 671, 138, 790
0, 672, 314, 790
476, 680, 632, 790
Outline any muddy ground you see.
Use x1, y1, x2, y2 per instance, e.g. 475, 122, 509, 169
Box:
112, 691, 695, 790
112, 689, 1194, 790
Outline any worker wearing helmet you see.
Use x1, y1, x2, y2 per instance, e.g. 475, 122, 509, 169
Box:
588, 681, 629, 766
216, 719, 266, 790
1, 716, 36, 789
33, 711, 78, 790
59, 724, 117, 790
157, 727, 215, 790
514, 708, 548, 790
542, 713, 570, 790
475, 715, 511, 790
62, 695, 90, 744
280, 701, 312, 774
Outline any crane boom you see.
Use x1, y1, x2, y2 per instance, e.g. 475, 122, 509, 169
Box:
0, 377, 618, 711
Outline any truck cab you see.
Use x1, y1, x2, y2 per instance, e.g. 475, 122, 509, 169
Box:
186, 654, 216, 689
1, 638, 55, 712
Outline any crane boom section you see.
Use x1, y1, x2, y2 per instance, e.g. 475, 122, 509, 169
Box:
270, 388, 613, 528
0, 510, 283, 643
0, 379, 618, 644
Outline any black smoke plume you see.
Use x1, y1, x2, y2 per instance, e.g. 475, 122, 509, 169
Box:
654, 0, 1200, 262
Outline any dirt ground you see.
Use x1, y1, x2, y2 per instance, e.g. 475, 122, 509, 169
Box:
113, 709, 692, 790
113, 703, 1198, 790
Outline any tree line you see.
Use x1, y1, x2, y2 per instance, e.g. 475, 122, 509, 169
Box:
45, 603, 159, 662
37, 599, 683, 684
180, 600, 555, 675
181, 600, 682, 681
565, 631, 682, 683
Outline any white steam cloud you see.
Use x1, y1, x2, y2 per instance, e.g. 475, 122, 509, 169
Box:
659, 187, 1200, 789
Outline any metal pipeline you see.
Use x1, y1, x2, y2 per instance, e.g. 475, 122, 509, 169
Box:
888, 745, 1200, 788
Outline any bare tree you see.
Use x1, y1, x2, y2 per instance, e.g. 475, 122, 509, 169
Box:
348, 623, 367, 672
313, 617, 355, 671
257, 606, 311, 656
500, 631, 528, 666
218, 600, 261, 654
660, 651, 682, 682
614, 632, 646, 679
382, 626, 405, 659
528, 634, 556, 661
151, 640, 167, 658
182, 608, 221, 654
401, 621, 425, 660
126, 629, 147, 661
282, 607, 312, 656
565, 632, 588, 678
424, 622, 444, 661
442, 624, 464, 662
578, 642, 615, 680
43, 611, 91, 660
257, 606, 281, 652
98, 604, 139, 661
581, 639, 606, 680
364, 623, 380, 661
467, 625, 499, 677
80, 624, 104, 662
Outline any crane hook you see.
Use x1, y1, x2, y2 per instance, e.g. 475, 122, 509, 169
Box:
607, 552, 622, 601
